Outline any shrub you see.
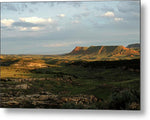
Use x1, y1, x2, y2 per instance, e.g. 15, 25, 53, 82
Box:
108, 89, 140, 110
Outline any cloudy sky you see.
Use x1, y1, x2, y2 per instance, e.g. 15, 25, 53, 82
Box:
1, 1, 140, 54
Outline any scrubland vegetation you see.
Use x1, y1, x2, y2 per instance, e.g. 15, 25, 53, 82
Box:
0, 46, 140, 109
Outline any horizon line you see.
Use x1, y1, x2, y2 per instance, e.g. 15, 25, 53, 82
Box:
1, 43, 140, 55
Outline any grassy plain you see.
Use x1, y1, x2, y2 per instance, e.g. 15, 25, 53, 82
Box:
0, 54, 140, 109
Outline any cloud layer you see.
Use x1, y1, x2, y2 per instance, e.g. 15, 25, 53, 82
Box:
1, 1, 140, 54
1, 17, 57, 32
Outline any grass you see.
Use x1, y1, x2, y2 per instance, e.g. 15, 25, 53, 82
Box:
0, 66, 29, 78
0, 55, 140, 109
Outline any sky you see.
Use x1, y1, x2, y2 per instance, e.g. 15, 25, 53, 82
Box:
1, 0, 140, 55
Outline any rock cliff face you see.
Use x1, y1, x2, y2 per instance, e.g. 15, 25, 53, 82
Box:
71, 46, 88, 54
69, 45, 140, 56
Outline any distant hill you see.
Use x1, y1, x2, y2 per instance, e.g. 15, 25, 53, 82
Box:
127, 43, 140, 49
68, 45, 140, 57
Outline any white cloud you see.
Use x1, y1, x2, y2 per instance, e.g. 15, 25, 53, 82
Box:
48, 18, 53, 23
56, 27, 62, 31
114, 17, 123, 21
4, 17, 56, 32
44, 41, 83, 47
18, 26, 43, 31
1, 17, 60, 32
102, 11, 115, 17
44, 43, 68, 47
19, 27, 27, 31
72, 20, 80, 24
31, 27, 41, 31
1, 19, 15, 26
19, 17, 54, 24
57, 14, 65, 18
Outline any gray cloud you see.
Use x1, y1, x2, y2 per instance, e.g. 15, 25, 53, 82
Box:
74, 12, 90, 19
12, 21, 44, 28
94, 5, 114, 12
117, 1, 140, 13
101, 6, 114, 12
1, 2, 82, 14
29, 9, 34, 13
2, 3, 18, 11
54, 1, 81, 8
115, 1, 140, 22
29, 1, 82, 8
1, 26, 14, 31
2, 2, 29, 13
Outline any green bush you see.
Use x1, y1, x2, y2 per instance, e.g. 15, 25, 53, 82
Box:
108, 89, 140, 110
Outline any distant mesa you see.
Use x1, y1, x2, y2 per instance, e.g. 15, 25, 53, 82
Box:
69, 45, 140, 57
71, 46, 88, 54
126, 43, 140, 49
